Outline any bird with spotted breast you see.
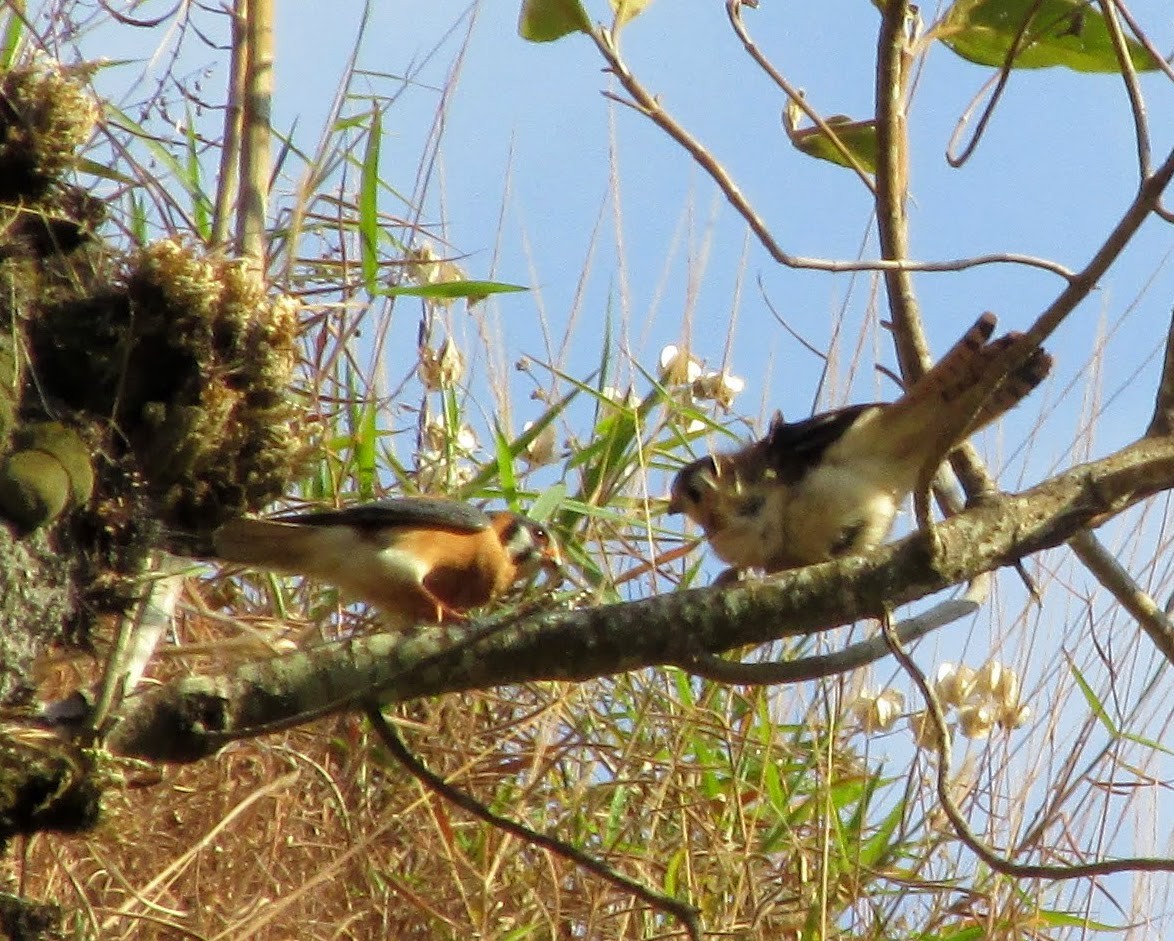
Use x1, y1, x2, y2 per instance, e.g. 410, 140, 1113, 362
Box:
208, 497, 562, 626
668, 313, 1052, 574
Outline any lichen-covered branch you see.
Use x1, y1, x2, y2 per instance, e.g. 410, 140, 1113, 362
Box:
106, 433, 1174, 764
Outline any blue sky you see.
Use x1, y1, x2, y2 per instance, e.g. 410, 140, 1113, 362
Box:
75, 1, 1174, 470
255, 0, 1174, 462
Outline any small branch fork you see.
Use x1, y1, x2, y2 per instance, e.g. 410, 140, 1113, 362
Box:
587, 9, 1077, 282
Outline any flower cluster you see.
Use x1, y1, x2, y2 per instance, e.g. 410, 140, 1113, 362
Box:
658, 345, 745, 415
417, 337, 464, 391
928, 661, 1030, 740
849, 660, 1029, 747
415, 415, 479, 492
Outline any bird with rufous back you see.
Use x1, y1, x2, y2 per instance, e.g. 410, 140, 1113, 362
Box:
208, 496, 562, 626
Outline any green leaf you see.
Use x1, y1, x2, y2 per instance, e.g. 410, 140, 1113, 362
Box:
529, 481, 567, 521
492, 426, 519, 505
0, 4, 24, 71
789, 116, 878, 174
182, 104, 210, 240
74, 158, 139, 187
380, 279, 528, 301
938, 0, 1160, 73
359, 108, 382, 295
610, 0, 654, 29
518, 0, 591, 42
1065, 652, 1118, 735
352, 400, 378, 500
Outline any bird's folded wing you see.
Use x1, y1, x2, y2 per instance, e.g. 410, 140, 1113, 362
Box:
270, 496, 491, 533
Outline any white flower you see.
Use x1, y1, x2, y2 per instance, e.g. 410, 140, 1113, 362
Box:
933, 663, 978, 708
908, 710, 945, 750
659, 345, 702, 385
849, 688, 905, 733
415, 450, 474, 492
522, 420, 557, 466
421, 416, 478, 455
692, 370, 746, 409
421, 417, 446, 453
997, 703, 1031, 730
406, 241, 440, 284
956, 703, 995, 740
405, 242, 467, 306
600, 385, 640, 410
417, 337, 464, 390
976, 660, 1020, 708
455, 424, 478, 453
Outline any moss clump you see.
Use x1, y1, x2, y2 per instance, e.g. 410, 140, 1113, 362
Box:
0, 65, 97, 202
0, 422, 95, 531
0, 63, 304, 652
31, 237, 304, 533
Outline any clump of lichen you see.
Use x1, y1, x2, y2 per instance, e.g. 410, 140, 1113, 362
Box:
0, 64, 304, 648
0, 64, 103, 468
0, 64, 98, 202
123, 238, 303, 529
31, 237, 304, 533
0, 63, 110, 676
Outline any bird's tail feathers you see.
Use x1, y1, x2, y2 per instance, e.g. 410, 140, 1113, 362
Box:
892, 313, 1051, 440
211, 518, 325, 573
964, 344, 1052, 435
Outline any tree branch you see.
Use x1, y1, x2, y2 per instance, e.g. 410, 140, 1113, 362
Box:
1067, 530, 1174, 665
102, 434, 1174, 764
588, 17, 1075, 281
1146, 305, 1174, 437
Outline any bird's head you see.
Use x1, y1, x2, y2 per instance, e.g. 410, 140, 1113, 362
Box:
491, 512, 563, 584
667, 455, 722, 530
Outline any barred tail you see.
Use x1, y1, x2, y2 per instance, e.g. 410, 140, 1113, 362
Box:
965, 344, 1052, 434
887, 313, 1051, 443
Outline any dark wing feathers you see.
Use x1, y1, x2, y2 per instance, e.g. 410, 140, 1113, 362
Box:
763, 405, 877, 484
271, 497, 492, 534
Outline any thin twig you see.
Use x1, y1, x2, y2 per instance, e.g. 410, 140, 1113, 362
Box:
725, 0, 876, 194
945, 0, 1046, 167
1021, 143, 1174, 354
362, 701, 703, 940
1097, 0, 1150, 178
1145, 306, 1174, 437
1111, 0, 1174, 83
1067, 530, 1174, 665
588, 24, 1075, 281
682, 584, 984, 685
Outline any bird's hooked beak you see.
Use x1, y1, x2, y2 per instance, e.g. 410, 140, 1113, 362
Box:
538, 535, 563, 574
504, 515, 565, 585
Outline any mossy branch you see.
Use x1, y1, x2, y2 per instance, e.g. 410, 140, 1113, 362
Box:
106, 432, 1174, 763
